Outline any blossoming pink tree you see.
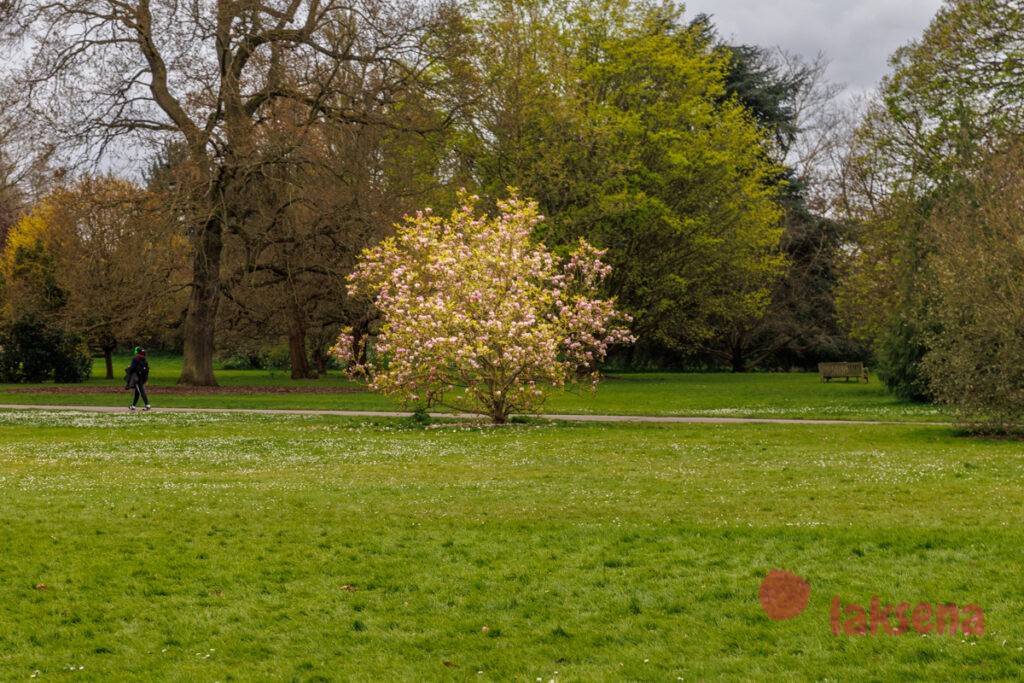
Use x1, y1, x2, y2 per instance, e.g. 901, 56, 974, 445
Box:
334, 191, 634, 424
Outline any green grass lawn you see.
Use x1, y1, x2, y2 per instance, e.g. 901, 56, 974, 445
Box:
0, 354, 947, 422
545, 371, 946, 422
0, 408, 1020, 681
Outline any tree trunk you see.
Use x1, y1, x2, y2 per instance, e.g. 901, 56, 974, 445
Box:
287, 309, 315, 379
103, 342, 117, 379
312, 346, 327, 375
178, 214, 223, 386
730, 339, 747, 373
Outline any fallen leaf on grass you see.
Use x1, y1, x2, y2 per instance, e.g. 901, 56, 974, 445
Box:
340, 584, 358, 592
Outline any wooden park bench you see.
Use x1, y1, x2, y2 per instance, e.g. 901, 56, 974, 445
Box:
818, 361, 869, 383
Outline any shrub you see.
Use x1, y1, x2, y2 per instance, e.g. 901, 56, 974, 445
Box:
336, 191, 634, 424
921, 142, 1024, 431
219, 354, 266, 370
0, 317, 92, 383
51, 331, 92, 383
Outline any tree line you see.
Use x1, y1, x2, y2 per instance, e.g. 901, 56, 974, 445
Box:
0, 0, 855, 382
4, 0, 1018, 430
834, 0, 1024, 432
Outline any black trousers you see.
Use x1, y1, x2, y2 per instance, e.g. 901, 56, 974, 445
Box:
132, 382, 149, 407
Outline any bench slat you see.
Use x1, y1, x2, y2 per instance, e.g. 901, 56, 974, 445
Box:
818, 362, 868, 383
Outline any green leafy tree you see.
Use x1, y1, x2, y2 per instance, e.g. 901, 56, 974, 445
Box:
456, 0, 786, 364
704, 35, 857, 371
839, 0, 1024, 398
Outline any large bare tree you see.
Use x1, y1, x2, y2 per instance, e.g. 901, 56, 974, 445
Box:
0, 89, 56, 249
214, 59, 449, 379
4, 0, 440, 384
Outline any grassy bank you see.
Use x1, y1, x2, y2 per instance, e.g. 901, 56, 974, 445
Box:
0, 409, 1020, 680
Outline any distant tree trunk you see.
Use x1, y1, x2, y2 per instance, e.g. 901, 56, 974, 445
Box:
178, 213, 223, 386
730, 343, 748, 373
350, 324, 372, 366
312, 346, 328, 375
287, 308, 315, 379
102, 338, 117, 379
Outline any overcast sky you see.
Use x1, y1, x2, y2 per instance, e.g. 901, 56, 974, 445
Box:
683, 0, 945, 99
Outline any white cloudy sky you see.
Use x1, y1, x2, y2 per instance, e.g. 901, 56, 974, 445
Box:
682, 0, 945, 98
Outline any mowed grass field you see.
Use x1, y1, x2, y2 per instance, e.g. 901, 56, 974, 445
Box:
1, 364, 1023, 681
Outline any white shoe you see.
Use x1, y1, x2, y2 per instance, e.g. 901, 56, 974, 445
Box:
144, 405, 151, 411
129, 405, 136, 411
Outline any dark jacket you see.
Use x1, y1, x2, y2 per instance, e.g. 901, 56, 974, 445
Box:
125, 353, 150, 389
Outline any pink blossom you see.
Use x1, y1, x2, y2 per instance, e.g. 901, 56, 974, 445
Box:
340, 190, 634, 423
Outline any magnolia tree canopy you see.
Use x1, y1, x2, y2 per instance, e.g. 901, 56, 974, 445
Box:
335, 192, 634, 424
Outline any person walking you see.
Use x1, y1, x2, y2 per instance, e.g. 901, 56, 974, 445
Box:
126, 346, 151, 411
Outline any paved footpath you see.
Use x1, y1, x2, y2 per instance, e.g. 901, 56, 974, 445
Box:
0, 403, 941, 426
